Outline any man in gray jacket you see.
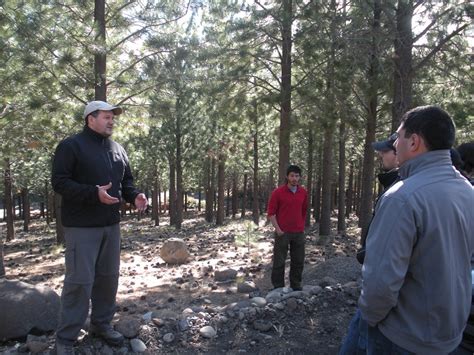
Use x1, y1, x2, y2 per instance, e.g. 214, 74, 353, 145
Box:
359, 105, 473, 354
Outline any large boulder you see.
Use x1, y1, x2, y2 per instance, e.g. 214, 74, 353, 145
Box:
160, 238, 190, 264
0, 279, 60, 341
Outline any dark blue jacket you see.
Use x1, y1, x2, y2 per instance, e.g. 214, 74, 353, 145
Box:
52, 126, 140, 227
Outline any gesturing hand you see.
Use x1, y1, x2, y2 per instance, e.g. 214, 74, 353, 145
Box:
134, 193, 148, 212
97, 182, 120, 205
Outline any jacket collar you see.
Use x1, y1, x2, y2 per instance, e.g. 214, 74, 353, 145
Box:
377, 169, 399, 189
399, 150, 451, 179
83, 125, 107, 142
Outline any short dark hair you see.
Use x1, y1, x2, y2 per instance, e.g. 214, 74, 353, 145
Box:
286, 165, 302, 176
400, 105, 455, 151
85, 110, 100, 125
457, 142, 474, 174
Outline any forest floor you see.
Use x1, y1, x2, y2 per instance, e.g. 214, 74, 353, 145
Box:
0, 212, 363, 354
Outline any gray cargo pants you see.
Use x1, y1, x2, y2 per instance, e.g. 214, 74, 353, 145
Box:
56, 224, 121, 345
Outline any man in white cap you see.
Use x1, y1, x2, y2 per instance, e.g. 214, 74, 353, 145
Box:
52, 101, 147, 354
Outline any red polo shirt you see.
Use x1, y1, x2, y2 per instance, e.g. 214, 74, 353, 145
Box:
267, 184, 308, 233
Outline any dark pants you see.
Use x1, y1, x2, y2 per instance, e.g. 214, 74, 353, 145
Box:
56, 224, 121, 345
366, 325, 414, 355
339, 309, 368, 355
271, 232, 305, 289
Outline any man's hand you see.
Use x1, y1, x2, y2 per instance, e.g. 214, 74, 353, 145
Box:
97, 182, 120, 205
134, 193, 148, 212
269, 215, 284, 236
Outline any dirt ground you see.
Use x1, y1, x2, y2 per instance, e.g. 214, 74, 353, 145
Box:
0, 212, 363, 354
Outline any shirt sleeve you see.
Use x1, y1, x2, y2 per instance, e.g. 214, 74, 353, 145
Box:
51, 140, 100, 204
267, 189, 278, 217
358, 193, 417, 326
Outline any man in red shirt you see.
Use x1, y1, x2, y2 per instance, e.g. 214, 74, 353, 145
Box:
267, 165, 308, 290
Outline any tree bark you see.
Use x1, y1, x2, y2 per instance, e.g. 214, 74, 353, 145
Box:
231, 173, 238, 218
169, 157, 177, 226
158, 183, 162, 214
319, 0, 338, 237
226, 184, 231, 217
216, 154, 226, 226
337, 121, 346, 233
313, 142, 323, 222
0, 241, 5, 278
152, 174, 159, 226
278, 0, 293, 185
252, 104, 259, 225
55, 192, 65, 245
319, 125, 334, 236
22, 187, 30, 232
305, 128, 314, 227
4, 159, 14, 241
359, 0, 381, 237
346, 159, 354, 218
241, 173, 248, 219
45, 181, 51, 224
175, 99, 183, 229
94, 0, 107, 100
205, 156, 214, 223
391, 0, 413, 132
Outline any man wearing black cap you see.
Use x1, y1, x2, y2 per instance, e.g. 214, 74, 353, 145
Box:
52, 101, 147, 354
358, 135, 400, 256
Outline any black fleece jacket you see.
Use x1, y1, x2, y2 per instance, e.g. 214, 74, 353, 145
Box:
51, 126, 140, 227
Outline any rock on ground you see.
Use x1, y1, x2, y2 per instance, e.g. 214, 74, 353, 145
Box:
214, 268, 238, 282
114, 317, 141, 338
0, 279, 60, 341
160, 238, 190, 264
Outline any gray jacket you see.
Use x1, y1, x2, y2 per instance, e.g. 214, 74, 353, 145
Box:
359, 150, 474, 354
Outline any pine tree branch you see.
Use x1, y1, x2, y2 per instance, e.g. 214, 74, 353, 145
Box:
413, 7, 454, 44
105, 1, 136, 25
109, 1, 191, 51
107, 50, 172, 86
117, 85, 156, 106
414, 23, 468, 72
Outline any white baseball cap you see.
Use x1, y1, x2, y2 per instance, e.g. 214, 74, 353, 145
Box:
83, 101, 122, 119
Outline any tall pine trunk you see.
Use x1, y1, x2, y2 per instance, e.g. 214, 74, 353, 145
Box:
278, 0, 293, 184
337, 121, 346, 233
391, 0, 413, 132
313, 142, 323, 222
216, 155, 225, 226
359, 0, 381, 237
346, 159, 354, 218
241, 173, 248, 219
152, 173, 159, 226
169, 158, 177, 226
319, 126, 334, 236
0, 241, 5, 278
94, 0, 106, 101
4, 159, 14, 241
22, 187, 30, 232
205, 157, 214, 223
252, 106, 259, 225
305, 128, 314, 227
231, 173, 238, 218
175, 100, 183, 229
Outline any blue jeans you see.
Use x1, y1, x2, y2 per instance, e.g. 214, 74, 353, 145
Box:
367, 325, 413, 355
339, 309, 368, 355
